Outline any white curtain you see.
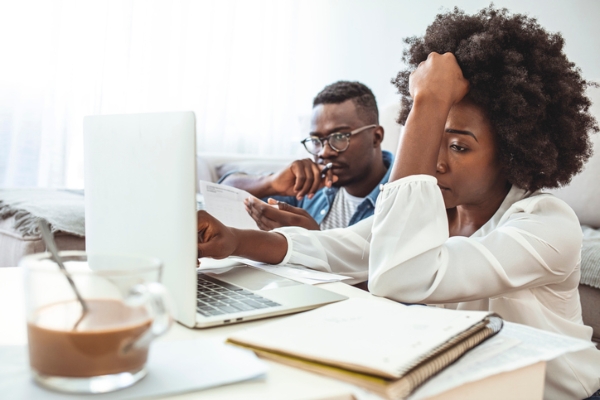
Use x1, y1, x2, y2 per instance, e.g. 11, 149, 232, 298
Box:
5, 0, 592, 188
0, 0, 323, 188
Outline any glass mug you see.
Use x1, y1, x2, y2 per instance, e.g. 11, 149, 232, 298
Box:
20, 251, 173, 394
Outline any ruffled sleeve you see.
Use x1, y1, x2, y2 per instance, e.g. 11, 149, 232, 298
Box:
273, 217, 374, 284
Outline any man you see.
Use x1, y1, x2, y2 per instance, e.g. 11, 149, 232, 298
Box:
220, 81, 393, 230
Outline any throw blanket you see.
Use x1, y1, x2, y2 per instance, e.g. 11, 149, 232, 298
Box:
582, 225, 600, 289
0, 189, 85, 237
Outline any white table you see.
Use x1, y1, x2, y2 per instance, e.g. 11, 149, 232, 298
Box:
0, 267, 544, 400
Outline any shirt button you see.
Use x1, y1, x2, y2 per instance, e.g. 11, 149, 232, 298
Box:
320, 210, 326, 215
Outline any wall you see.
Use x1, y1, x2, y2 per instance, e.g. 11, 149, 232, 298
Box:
293, 0, 600, 115
1, 0, 598, 187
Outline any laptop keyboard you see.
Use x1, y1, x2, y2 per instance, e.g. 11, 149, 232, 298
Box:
196, 273, 281, 317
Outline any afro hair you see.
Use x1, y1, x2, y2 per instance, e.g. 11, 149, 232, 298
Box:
393, 5, 598, 191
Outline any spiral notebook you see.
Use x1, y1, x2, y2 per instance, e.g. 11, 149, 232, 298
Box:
227, 298, 503, 400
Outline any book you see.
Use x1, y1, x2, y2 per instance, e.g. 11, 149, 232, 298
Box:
227, 298, 503, 400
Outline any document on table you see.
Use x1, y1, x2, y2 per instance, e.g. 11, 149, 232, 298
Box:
198, 257, 352, 285
199, 181, 258, 230
198, 256, 249, 269
244, 260, 352, 285
408, 321, 595, 400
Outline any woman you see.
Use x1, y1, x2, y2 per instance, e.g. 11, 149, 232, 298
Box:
197, 6, 600, 399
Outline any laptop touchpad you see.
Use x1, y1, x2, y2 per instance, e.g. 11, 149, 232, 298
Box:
206, 266, 301, 291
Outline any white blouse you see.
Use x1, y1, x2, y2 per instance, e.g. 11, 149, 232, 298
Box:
275, 175, 600, 399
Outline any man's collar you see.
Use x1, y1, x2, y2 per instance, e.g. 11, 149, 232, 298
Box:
365, 150, 394, 204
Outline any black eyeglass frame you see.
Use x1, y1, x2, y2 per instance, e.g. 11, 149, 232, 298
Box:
300, 124, 377, 155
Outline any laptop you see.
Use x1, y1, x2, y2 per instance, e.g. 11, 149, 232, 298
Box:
83, 111, 347, 328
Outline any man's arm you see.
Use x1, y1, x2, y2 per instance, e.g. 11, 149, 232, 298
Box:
220, 173, 278, 199
220, 159, 335, 201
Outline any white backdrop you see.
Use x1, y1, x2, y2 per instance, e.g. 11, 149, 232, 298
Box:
1, 0, 599, 188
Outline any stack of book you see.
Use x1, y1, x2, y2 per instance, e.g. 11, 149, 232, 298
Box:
228, 298, 502, 400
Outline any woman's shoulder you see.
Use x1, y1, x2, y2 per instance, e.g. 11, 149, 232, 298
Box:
491, 189, 583, 274
499, 189, 582, 245
510, 190, 579, 221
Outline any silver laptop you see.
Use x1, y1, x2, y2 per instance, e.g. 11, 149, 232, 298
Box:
83, 111, 347, 328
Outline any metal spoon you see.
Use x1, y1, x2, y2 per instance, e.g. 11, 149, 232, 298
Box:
38, 219, 88, 329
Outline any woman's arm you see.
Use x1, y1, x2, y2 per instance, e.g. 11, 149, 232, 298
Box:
197, 209, 373, 285
273, 217, 374, 284
197, 210, 288, 264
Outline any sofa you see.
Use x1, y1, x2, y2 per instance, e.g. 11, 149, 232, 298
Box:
1, 86, 598, 346
547, 84, 600, 346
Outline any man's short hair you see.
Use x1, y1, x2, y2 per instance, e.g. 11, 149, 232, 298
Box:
313, 81, 379, 124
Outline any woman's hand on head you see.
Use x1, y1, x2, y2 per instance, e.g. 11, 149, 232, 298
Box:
197, 210, 238, 259
390, 52, 470, 181
409, 52, 469, 107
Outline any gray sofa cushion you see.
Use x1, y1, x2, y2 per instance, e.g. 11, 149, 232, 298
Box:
580, 226, 600, 346
579, 284, 600, 346
581, 226, 600, 289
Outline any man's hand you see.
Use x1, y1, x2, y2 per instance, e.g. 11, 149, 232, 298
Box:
268, 159, 336, 200
244, 197, 320, 231
197, 210, 239, 259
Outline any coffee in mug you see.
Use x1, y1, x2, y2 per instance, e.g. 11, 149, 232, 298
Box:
28, 299, 152, 377
21, 251, 172, 394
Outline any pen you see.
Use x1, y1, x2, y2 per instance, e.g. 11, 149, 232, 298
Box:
320, 162, 333, 179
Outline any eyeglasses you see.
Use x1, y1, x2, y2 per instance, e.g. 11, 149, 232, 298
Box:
300, 124, 377, 155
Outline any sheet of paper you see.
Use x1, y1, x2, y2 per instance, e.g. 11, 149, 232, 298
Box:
199, 181, 258, 230
198, 256, 248, 269
245, 261, 353, 285
0, 338, 267, 400
197, 256, 352, 285
408, 321, 594, 399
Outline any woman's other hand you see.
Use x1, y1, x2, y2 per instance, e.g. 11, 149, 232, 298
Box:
409, 52, 469, 107
197, 210, 238, 259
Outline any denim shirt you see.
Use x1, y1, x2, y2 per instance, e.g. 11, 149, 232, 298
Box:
266, 150, 394, 227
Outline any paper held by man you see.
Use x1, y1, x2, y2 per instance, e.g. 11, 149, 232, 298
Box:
199, 180, 258, 230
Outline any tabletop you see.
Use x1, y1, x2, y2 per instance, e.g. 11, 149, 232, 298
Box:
0, 267, 544, 400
